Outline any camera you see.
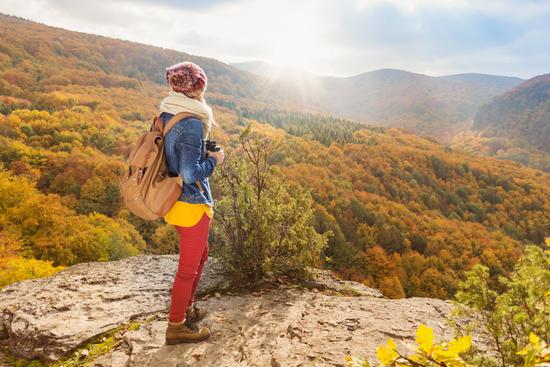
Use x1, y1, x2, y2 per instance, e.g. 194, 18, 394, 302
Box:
205, 140, 221, 152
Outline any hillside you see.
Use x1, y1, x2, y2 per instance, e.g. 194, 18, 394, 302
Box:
1, 13, 549, 302
231, 61, 550, 171
440, 73, 524, 89
0, 14, 309, 114
231, 62, 523, 137
331, 69, 521, 137
447, 74, 550, 172
0, 13, 524, 139
0, 255, 492, 366
474, 74, 550, 153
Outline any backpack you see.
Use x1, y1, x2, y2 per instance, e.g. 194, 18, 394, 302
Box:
119, 111, 199, 220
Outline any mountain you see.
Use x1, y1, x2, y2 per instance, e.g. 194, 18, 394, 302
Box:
440, 73, 524, 89
231, 62, 523, 137
0, 255, 492, 365
1, 13, 549, 302
0, 13, 523, 139
473, 74, 550, 153
0, 14, 307, 114
329, 69, 522, 136
232, 61, 548, 170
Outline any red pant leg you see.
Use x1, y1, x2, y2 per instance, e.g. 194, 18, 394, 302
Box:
188, 241, 209, 308
168, 211, 211, 323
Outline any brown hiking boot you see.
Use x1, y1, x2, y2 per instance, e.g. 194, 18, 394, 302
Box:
186, 304, 207, 323
165, 320, 210, 345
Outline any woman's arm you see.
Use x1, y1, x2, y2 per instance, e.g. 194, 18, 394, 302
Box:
176, 118, 217, 184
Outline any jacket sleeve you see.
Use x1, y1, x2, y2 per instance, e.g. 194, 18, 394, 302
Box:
175, 118, 217, 184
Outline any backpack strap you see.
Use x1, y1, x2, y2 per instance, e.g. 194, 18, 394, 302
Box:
158, 112, 208, 193
163, 112, 199, 137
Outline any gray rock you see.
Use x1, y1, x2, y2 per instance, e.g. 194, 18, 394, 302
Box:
0, 255, 229, 361
95, 289, 491, 367
0, 255, 490, 366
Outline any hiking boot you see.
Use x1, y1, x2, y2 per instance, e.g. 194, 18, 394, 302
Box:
186, 304, 207, 323
165, 320, 210, 345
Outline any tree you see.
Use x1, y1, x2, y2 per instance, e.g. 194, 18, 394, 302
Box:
212, 121, 331, 283
379, 275, 406, 299
452, 241, 550, 367
150, 224, 179, 254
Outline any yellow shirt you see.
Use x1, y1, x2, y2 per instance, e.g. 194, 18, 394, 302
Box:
163, 201, 214, 227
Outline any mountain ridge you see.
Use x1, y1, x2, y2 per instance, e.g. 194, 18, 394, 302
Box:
231, 61, 524, 82
0, 12, 524, 139
1, 11, 549, 303
229, 62, 524, 137
473, 73, 550, 153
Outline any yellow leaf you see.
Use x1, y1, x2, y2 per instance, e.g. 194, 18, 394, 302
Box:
416, 324, 435, 353
447, 335, 472, 355
516, 347, 529, 356
387, 339, 398, 352
529, 332, 540, 345
376, 339, 399, 365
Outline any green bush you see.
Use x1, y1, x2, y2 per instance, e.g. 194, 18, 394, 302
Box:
212, 122, 331, 283
452, 240, 550, 367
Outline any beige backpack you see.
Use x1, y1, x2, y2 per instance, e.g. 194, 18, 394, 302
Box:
119, 111, 202, 220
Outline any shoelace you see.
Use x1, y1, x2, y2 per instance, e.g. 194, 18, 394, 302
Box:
184, 318, 199, 332
187, 305, 202, 321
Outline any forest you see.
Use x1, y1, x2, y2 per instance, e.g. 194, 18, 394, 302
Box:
0, 14, 549, 299
449, 73, 550, 173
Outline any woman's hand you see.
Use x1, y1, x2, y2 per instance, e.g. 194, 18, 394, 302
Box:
207, 149, 224, 165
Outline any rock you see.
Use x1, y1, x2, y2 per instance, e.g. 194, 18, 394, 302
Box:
270, 356, 282, 367
0, 255, 229, 361
91, 349, 130, 367
98, 290, 491, 367
306, 268, 383, 298
0, 255, 491, 366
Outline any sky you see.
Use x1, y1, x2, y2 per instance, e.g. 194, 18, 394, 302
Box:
1, 0, 549, 78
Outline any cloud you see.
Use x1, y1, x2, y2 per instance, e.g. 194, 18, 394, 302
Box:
133, 0, 239, 10
331, 1, 526, 56
0, 0, 548, 78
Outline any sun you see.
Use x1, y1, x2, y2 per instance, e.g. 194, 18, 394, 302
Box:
258, 4, 326, 74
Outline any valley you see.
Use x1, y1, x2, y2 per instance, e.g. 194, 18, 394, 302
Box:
0, 13, 549, 301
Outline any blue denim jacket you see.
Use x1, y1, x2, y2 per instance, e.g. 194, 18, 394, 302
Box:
161, 112, 217, 206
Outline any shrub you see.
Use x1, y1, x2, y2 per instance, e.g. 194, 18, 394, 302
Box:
452, 239, 550, 367
150, 224, 178, 255
0, 257, 63, 288
212, 122, 331, 283
346, 324, 472, 367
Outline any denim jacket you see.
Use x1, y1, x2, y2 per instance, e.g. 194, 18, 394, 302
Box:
161, 112, 217, 206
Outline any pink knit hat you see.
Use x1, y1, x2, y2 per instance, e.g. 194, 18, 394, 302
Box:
165, 61, 207, 99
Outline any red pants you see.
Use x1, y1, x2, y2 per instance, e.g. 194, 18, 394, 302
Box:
168, 211, 211, 323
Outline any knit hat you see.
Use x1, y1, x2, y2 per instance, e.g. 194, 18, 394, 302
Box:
165, 61, 207, 99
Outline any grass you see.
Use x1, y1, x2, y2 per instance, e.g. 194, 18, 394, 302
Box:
2, 317, 152, 367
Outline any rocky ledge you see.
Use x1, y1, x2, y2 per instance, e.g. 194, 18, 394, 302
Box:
0, 255, 491, 366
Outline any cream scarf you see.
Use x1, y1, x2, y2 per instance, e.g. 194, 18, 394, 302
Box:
159, 90, 219, 138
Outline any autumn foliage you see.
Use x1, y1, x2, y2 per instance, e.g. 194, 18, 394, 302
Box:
0, 14, 549, 298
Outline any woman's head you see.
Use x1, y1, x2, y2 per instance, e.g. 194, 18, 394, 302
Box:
165, 61, 207, 100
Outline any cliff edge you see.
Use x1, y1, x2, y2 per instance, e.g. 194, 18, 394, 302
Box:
0, 255, 490, 366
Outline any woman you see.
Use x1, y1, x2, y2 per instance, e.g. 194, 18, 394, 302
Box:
159, 61, 224, 344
